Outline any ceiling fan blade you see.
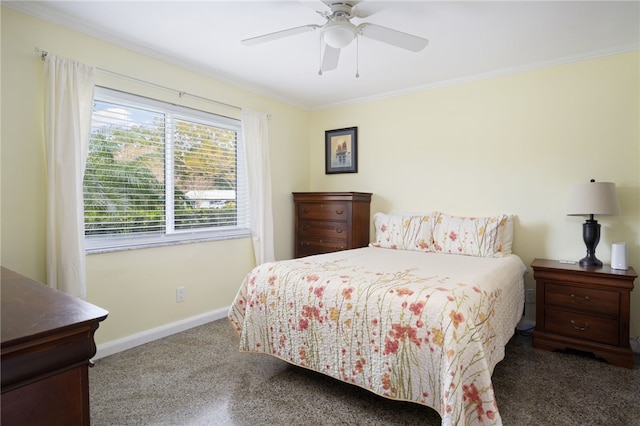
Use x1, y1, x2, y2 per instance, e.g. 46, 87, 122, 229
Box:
242, 24, 320, 46
352, 6, 377, 19
358, 23, 428, 52
321, 45, 341, 71
352, 2, 383, 18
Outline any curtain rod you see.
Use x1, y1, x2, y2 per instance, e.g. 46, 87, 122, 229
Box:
35, 47, 242, 112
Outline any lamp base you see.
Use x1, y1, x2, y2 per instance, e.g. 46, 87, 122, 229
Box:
578, 255, 603, 267
579, 219, 602, 267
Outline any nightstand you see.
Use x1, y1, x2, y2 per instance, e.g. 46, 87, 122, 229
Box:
531, 258, 636, 369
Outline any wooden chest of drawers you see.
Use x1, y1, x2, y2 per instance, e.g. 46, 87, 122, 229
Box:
531, 258, 636, 368
1, 267, 108, 425
293, 192, 372, 258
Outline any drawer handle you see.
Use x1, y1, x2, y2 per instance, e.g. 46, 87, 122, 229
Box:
302, 208, 310, 214
335, 210, 344, 215
335, 228, 343, 233
302, 225, 310, 231
570, 320, 589, 331
570, 294, 590, 304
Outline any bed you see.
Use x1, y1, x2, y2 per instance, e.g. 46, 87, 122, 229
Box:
229, 212, 526, 426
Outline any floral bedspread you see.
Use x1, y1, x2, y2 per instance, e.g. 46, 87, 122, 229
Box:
229, 247, 525, 426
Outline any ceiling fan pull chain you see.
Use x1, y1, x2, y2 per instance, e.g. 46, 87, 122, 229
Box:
355, 36, 360, 78
318, 34, 323, 76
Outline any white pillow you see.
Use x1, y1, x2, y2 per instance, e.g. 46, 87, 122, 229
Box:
370, 212, 432, 252
431, 212, 513, 257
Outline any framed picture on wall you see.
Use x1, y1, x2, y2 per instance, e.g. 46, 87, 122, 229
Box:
325, 127, 358, 174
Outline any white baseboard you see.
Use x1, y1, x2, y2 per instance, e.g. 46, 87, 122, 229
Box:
94, 307, 229, 360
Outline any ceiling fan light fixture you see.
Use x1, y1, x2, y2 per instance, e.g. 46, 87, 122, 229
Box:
323, 21, 358, 49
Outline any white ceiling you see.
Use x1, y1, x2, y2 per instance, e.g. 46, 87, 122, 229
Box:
8, 1, 640, 110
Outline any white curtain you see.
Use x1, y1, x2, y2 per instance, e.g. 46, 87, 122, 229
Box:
241, 109, 275, 264
44, 53, 95, 298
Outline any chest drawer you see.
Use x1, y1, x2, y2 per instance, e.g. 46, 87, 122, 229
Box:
298, 202, 349, 221
297, 238, 347, 257
298, 221, 348, 240
544, 308, 619, 346
545, 283, 619, 317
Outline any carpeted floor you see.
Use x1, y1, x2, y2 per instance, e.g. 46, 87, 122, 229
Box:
89, 319, 639, 425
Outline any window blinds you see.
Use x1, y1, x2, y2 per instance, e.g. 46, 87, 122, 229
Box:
84, 87, 249, 251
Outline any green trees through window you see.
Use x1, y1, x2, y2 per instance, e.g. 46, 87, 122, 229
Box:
83, 88, 248, 250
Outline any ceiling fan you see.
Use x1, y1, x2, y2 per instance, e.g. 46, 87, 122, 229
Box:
241, 0, 429, 74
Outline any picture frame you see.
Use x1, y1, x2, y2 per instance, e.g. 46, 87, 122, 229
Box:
325, 127, 358, 174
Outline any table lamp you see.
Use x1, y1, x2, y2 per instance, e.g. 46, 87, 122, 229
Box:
567, 179, 620, 267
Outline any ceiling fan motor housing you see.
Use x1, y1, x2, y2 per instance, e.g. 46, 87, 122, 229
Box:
327, 3, 356, 18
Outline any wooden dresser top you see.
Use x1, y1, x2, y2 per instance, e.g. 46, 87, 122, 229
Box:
1, 267, 108, 346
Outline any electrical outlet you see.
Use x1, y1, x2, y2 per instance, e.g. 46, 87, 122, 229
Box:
176, 287, 186, 303
525, 289, 536, 304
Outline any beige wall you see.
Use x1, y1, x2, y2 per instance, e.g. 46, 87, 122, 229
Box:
2, 7, 639, 345
309, 52, 640, 336
1, 8, 310, 344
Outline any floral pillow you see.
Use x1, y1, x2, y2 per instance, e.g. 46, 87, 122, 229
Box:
370, 213, 432, 251
431, 212, 513, 257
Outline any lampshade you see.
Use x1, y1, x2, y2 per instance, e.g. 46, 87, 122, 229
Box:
567, 181, 620, 216
323, 21, 358, 49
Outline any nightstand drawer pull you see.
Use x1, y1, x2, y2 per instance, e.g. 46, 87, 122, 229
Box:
570, 320, 589, 331
570, 294, 590, 304
335, 210, 344, 215
335, 228, 343, 233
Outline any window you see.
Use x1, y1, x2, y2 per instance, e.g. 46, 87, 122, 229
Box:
84, 87, 249, 252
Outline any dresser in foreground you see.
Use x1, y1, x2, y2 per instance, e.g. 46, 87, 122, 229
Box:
1, 267, 108, 425
293, 192, 372, 258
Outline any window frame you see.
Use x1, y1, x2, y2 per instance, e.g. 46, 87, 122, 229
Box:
84, 87, 250, 253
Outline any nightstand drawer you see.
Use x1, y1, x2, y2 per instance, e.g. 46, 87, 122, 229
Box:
298, 221, 348, 239
545, 283, 619, 317
298, 203, 349, 221
297, 238, 347, 257
544, 308, 619, 346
